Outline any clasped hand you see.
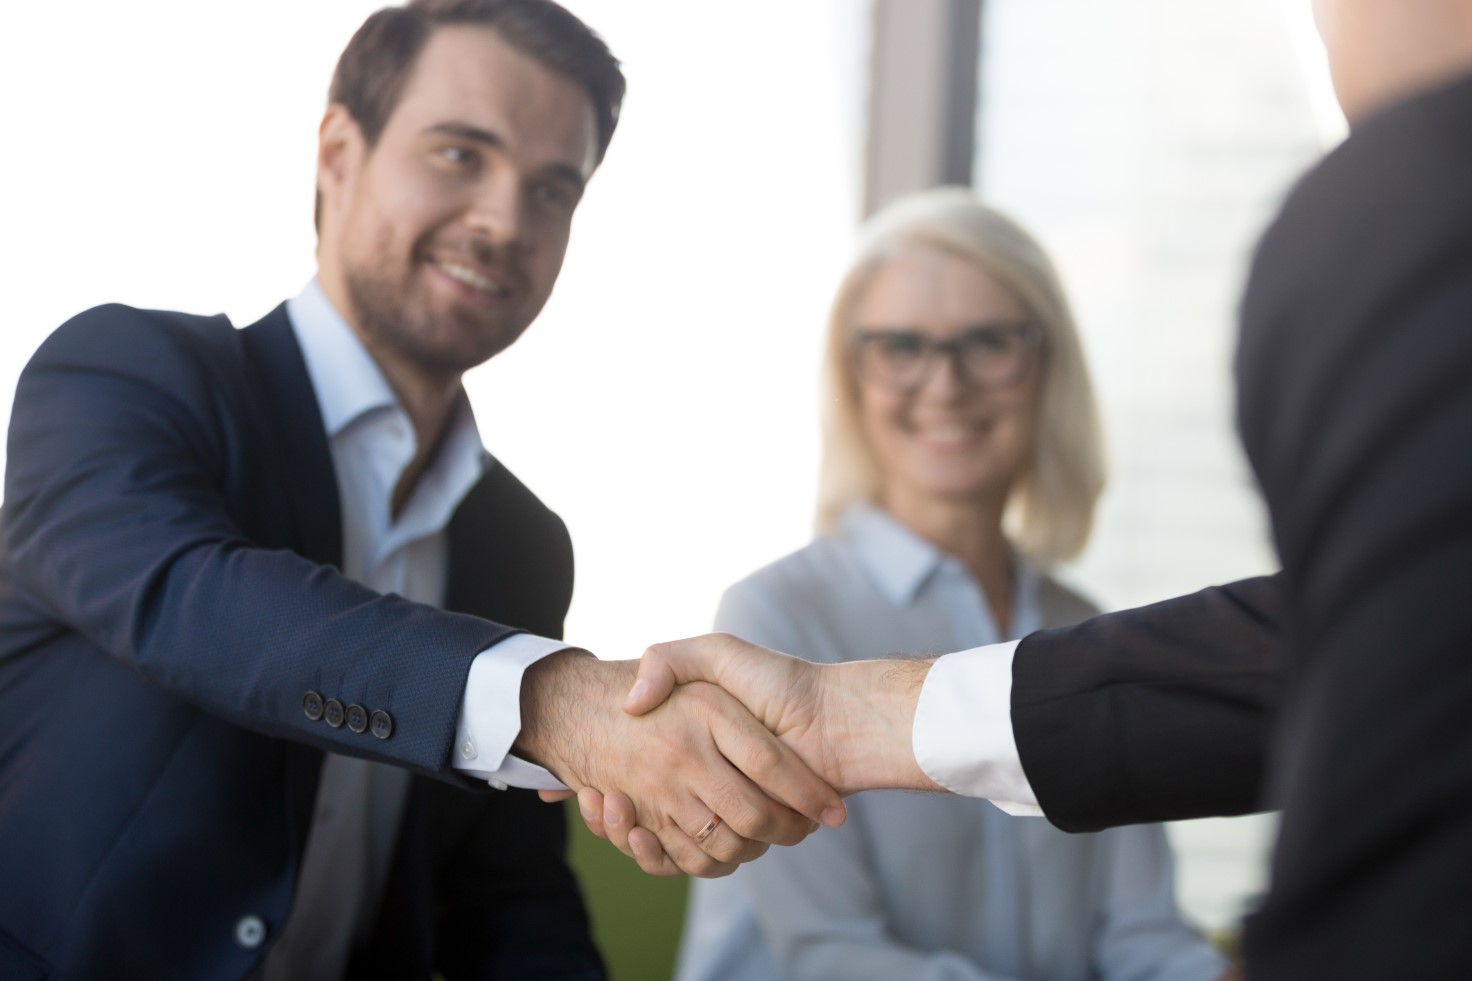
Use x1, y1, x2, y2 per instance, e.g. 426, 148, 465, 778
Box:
516, 648, 846, 877
531, 636, 935, 877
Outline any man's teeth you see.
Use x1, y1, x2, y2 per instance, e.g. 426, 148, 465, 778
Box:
438, 262, 507, 295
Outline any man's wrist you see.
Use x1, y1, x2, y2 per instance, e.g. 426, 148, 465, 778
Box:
822, 657, 942, 793
513, 648, 620, 782
515, 645, 594, 777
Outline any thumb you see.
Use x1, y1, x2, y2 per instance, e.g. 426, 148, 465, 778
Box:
623, 635, 733, 715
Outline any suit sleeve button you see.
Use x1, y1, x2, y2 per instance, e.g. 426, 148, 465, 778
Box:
234, 914, 267, 949
323, 698, 345, 728
302, 691, 324, 721
369, 710, 394, 740
345, 703, 368, 734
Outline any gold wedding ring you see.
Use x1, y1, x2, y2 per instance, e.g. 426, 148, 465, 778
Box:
693, 814, 723, 843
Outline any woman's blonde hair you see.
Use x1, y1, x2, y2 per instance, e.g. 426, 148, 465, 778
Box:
815, 186, 1106, 568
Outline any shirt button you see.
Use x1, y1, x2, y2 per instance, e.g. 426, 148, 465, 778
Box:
487, 778, 508, 791
461, 740, 477, 760
369, 710, 394, 740
234, 914, 267, 949
302, 691, 324, 721
323, 698, 345, 728
345, 704, 368, 734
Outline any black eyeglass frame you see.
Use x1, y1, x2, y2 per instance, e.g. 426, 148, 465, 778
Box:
850, 322, 1045, 393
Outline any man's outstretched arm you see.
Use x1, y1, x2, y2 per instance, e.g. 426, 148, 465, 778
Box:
583, 577, 1283, 865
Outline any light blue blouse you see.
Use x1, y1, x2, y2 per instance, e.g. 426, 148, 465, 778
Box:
675, 504, 1225, 981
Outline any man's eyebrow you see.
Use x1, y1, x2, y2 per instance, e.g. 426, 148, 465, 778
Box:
425, 122, 589, 187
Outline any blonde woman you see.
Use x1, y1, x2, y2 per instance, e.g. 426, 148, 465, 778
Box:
674, 188, 1225, 981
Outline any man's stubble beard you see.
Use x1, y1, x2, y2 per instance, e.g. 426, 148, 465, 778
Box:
343, 258, 532, 384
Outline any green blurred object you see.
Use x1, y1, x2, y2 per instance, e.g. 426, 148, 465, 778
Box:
565, 799, 690, 981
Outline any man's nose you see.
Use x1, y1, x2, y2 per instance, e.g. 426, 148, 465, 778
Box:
465, 176, 525, 248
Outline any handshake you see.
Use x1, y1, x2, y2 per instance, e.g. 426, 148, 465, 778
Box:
513, 635, 944, 878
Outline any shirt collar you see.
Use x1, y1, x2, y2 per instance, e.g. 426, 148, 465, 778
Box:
284, 277, 492, 520
840, 502, 948, 605
839, 501, 1040, 619
285, 278, 400, 438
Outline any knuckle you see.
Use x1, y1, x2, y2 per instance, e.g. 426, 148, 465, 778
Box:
720, 797, 778, 843
735, 736, 785, 779
727, 839, 768, 865
680, 848, 718, 878
770, 817, 811, 847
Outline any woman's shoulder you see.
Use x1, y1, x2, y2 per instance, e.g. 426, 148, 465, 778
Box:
722, 534, 861, 607
715, 535, 871, 660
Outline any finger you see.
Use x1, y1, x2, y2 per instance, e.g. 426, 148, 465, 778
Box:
621, 647, 681, 716
652, 821, 741, 879
539, 789, 576, 804
576, 787, 609, 841
626, 826, 684, 877
601, 790, 638, 859
624, 634, 745, 716
685, 802, 769, 866
608, 795, 688, 877
707, 697, 846, 833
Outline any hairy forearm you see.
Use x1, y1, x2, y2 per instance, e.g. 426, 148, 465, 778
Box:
817, 657, 944, 794
514, 648, 625, 783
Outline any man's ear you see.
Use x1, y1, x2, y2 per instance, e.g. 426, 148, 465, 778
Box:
317, 105, 363, 230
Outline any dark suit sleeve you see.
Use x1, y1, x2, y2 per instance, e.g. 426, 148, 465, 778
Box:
1012, 575, 1285, 832
2, 306, 512, 777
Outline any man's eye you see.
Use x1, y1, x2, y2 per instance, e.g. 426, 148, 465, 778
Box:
531, 183, 574, 210
439, 146, 478, 168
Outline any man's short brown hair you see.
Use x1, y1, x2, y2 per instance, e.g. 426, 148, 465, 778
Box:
316, 0, 624, 228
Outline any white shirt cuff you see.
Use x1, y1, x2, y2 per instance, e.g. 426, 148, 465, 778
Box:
912, 640, 1042, 815
452, 632, 572, 792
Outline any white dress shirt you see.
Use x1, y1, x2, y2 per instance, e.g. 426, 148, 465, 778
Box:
287, 279, 570, 792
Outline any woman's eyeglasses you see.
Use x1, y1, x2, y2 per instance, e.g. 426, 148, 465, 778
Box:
852, 323, 1042, 392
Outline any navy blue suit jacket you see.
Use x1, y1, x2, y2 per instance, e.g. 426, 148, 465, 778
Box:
0, 303, 602, 979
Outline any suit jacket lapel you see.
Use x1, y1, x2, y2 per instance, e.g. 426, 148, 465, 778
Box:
238, 304, 343, 569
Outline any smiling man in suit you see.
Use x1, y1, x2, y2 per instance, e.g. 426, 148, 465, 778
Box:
0, 2, 840, 978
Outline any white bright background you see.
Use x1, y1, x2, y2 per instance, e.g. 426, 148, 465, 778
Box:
3, 0, 1345, 939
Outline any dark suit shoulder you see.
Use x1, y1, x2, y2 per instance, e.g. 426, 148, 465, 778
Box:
1238, 72, 1472, 497
41, 303, 238, 359
30, 304, 245, 407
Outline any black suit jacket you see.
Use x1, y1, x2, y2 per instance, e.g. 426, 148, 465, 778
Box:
1011, 72, 1472, 979
0, 303, 603, 979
